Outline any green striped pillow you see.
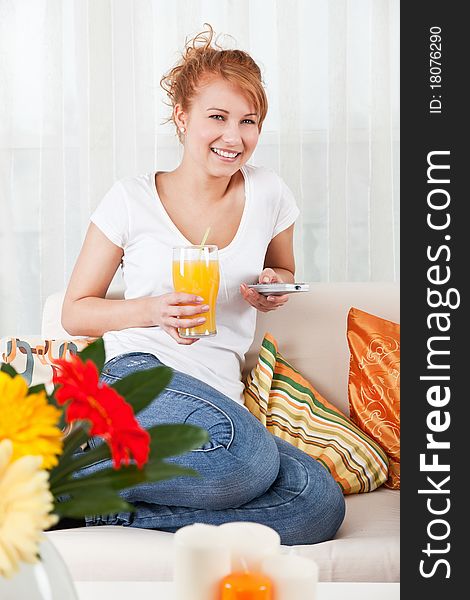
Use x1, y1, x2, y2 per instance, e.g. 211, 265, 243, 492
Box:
244, 333, 389, 494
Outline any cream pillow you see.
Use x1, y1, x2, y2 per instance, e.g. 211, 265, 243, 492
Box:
0, 336, 95, 388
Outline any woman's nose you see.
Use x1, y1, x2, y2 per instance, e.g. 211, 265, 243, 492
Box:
221, 121, 242, 145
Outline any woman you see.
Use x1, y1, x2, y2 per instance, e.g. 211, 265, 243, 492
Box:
62, 26, 345, 545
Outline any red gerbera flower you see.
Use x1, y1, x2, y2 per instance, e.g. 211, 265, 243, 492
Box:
53, 355, 150, 469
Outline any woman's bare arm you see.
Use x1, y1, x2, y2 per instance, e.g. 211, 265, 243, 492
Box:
239, 224, 296, 312
61, 224, 151, 336
262, 224, 296, 282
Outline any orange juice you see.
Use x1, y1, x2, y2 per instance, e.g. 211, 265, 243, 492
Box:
219, 571, 273, 599
172, 246, 219, 337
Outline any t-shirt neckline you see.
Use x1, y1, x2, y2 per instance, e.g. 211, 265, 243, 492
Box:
149, 166, 250, 256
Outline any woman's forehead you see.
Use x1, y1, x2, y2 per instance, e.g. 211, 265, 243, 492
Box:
192, 76, 256, 112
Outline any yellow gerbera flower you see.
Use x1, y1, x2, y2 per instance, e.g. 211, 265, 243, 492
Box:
0, 439, 58, 578
0, 372, 63, 469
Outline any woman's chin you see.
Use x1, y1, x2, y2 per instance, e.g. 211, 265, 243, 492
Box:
206, 154, 245, 177
206, 163, 241, 178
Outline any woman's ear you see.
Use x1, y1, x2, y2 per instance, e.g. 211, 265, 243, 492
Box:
174, 104, 187, 133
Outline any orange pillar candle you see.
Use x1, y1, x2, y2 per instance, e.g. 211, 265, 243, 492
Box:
220, 571, 273, 600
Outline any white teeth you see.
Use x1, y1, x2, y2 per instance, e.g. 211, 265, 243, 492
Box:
211, 148, 239, 159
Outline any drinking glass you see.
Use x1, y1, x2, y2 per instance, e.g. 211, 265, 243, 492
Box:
172, 245, 219, 338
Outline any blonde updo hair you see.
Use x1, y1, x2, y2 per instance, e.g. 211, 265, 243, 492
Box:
160, 24, 268, 142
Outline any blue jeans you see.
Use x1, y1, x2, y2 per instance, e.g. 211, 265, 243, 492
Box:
81, 352, 345, 545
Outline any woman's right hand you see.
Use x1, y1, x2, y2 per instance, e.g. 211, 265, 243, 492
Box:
149, 293, 209, 345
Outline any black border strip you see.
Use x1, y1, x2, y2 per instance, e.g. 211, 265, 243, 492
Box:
401, 3, 467, 594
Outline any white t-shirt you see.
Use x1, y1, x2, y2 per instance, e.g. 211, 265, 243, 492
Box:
90, 164, 299, 404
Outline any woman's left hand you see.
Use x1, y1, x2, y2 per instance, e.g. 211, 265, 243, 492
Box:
240, 268, 289, 313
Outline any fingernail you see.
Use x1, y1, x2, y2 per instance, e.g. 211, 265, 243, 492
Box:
197, 318, 206, 323
196, 296, 204, 302
202, 305, 210, 311
263, 277, 270, 282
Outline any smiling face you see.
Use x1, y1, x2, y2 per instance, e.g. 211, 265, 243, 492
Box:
175, 76, 261, 178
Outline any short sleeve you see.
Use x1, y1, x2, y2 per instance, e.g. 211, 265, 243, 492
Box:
90, 182, 129, 248
272, 177, 300, 238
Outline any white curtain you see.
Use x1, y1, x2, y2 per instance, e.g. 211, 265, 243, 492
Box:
0, 0, 399, 336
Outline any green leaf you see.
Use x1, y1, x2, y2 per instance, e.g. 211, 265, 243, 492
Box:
110, 366, 173, 415
54, 490, 134, 518
52, 460, 198, 496
78, 338, 105, 373
0, 363, 17, 377
143, 459, 200, 483
49, 423, 208, 488
27, 383, 47, 396
148, 424, 209, 459
50, 439, 111, 487
49, 423, 91, 487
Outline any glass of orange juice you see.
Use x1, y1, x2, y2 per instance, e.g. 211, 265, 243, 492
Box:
172, 245, 220, 338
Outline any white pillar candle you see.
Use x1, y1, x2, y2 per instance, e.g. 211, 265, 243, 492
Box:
218, 522, 281, 572
261, 554, 319, 600
173, 524, 230, 600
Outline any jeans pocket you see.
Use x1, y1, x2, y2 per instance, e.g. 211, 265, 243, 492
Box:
101, 353, 128, 375
102, 352, 158, 377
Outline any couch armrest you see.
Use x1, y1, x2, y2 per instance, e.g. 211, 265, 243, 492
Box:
42, 292, 69, 339
41, 288, 125, 339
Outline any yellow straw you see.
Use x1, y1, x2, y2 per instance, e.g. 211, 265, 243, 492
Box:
199, 226, 211, 247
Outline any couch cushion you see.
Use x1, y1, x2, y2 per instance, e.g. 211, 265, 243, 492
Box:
45, 488, 399, 583
46, 526, 175, 582
244, 333, 389, 494
293, 488, 399, 582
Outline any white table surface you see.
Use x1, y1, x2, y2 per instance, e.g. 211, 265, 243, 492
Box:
75, 581, 400, 599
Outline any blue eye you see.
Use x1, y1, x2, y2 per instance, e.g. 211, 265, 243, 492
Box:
209, 114, 224, 120
242, 119, 256, 125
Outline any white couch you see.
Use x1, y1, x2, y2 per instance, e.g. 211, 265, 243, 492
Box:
43, 282, 400, 583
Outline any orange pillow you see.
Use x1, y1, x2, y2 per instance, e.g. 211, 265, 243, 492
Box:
347, 307, 400, 489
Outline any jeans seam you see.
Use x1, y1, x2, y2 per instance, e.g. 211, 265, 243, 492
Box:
131, 512, 201, 522
237, 451, 310, 510
164, 386, 235, 451
100, 373, 120, 381
181, 406, 224, 453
